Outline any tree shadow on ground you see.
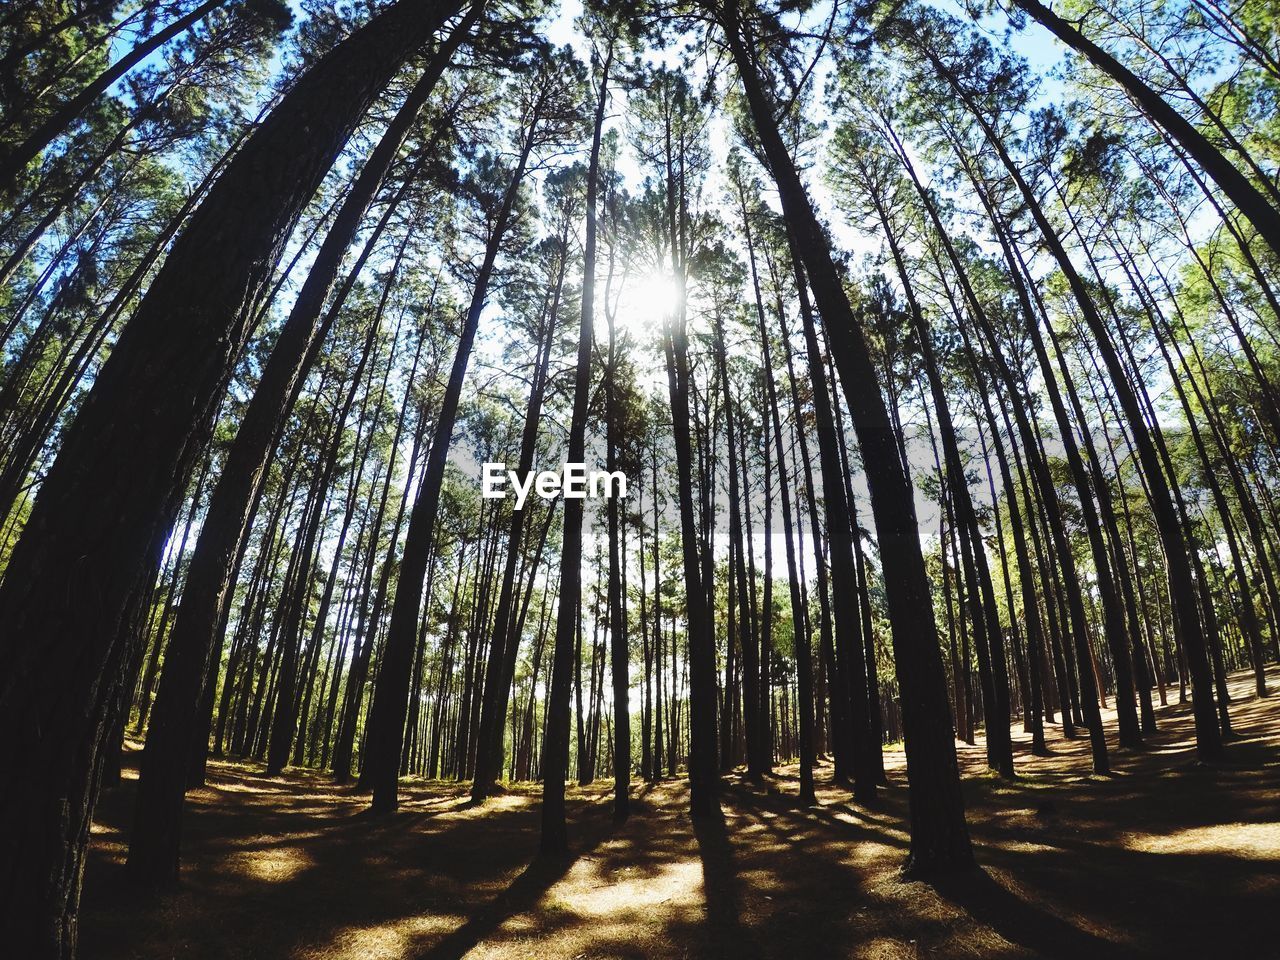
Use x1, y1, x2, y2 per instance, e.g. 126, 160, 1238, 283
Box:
80, 666, 1280, 959
692, 810, 757, 959
931, 867, 1139, 960
413, 830, 614, 960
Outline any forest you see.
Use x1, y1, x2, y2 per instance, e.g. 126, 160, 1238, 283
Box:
1, 0, 1278, 956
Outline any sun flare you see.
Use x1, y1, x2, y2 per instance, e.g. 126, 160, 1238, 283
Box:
610, 270, 682, 336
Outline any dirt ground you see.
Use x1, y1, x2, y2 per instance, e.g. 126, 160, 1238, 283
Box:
81, 666, 1280, 960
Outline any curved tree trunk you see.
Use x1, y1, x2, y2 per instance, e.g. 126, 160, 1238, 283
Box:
0, 0, 464, 951
123, 36, 468, 884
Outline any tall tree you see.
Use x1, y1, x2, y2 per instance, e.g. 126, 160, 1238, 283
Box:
0, 1, 468, 951
366, 46, 583, 814
709, 0, 972, 874
125, 20, 479, 886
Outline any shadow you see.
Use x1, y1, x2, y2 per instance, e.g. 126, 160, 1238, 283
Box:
81, 666, 1280, 960
720, 777, 908, 851
932, 867, 1139, 960
692, 811, 756, 959
412, 816, 617, 960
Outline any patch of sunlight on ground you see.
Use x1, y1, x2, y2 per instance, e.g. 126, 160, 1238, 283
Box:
216, 779, 295, 795
229, 846, 314, 883
853, 936, 922, 959
218, 830, 326, 850
1125, 822, 1280, 859
577, 857, 703, 917
474, 858, 706, 960
987, 837, 1060, 855
467, 795, 533, 814
830, 807, 911, 844
297, 915, 463, 960
854, 933, 1023, 960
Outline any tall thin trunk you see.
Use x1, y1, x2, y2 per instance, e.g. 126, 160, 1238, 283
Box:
948, 70, 1221, 759
367, 109, 533, 812
719, 5, 970, 873
470, 241, 566, 798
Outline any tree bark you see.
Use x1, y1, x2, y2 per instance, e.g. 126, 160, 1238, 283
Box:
0, 0, 464, 951
719, 5, 971, 874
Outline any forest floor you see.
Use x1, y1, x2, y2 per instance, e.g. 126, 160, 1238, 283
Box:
82, 666, 1280, 960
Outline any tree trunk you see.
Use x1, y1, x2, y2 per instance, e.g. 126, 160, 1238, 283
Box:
719, 6, 971, 874
0, 0, 465, 950
366, 117, 531, 812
